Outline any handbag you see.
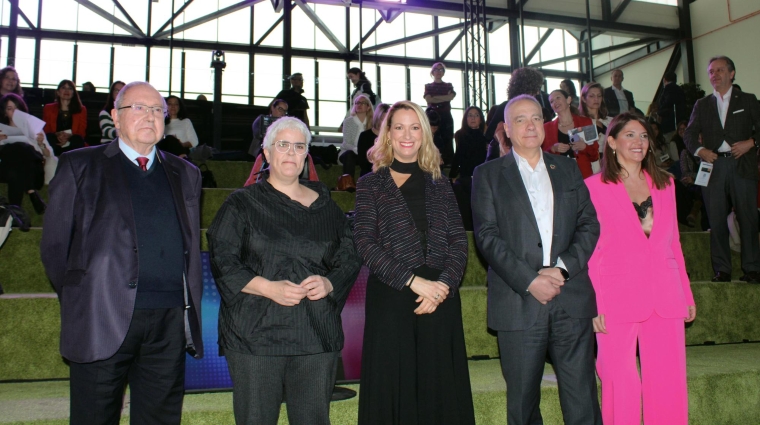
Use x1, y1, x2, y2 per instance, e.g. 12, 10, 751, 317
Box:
199, 163, 217, 188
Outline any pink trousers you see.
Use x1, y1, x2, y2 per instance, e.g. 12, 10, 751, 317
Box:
596, 312, 688, 425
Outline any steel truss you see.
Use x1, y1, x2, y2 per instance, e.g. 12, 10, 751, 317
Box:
463, 0, 488, 111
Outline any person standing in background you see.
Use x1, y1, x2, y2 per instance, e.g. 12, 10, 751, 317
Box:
658, 72, 687, 141
604, 69, 636, 116
347, 67, 376, 105
424, 62, 456, 165
275, 73, 310, 128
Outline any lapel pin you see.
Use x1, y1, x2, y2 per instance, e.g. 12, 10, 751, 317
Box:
549, 164, 556, 169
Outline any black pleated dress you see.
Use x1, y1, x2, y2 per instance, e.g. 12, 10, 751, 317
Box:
358, 160, 475, 425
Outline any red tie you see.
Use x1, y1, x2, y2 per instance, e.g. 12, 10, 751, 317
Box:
136, 157, 148, 171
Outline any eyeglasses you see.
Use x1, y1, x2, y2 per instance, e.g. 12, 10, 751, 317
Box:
432, 67, 445, 72
355, 102, 370, 107
117, 103, 167, 117
275, 106, 288, 114
274, 140, 308, 155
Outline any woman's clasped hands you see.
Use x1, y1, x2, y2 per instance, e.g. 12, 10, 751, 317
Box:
409, 276, 450, 315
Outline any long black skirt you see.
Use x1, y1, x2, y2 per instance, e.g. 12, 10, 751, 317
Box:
358, 266, 475, 425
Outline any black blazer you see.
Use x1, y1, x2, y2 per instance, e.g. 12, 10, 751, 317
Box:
40, 141, 204, 363
604, 86, 636, 116
354, 167, 468, 293
683, 89, 760, 180
471, 151, 600, 331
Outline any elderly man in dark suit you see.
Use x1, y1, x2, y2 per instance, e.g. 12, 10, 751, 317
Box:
603, 68, 636, 116
41, 81, 204, 424
472, 95, 601, 425
684, 56, 760, 283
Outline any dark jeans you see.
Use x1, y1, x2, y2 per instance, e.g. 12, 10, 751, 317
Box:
68, 307, 187, 425
46, 133, 86, 156
225, 350, 338, 425
497, 301, 601, 425
0, 143, 44, 206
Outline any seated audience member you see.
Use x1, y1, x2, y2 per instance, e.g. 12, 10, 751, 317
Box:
650, 120, 679, 174
338, 94, 373, 184
99, 81, 125, 144
0, 66, 23, 97
43, 79, 87, 156
670, 120, 688, 159
679, 141, 706, 228
425, 107, 445, 160
159, 95, 199, 158
543, 89, 599, 178
0, 94, 48, 213
249, 98, 288, 158
81, 82, 96, 92
450, 106, 488, 231
357, 103, 390, 178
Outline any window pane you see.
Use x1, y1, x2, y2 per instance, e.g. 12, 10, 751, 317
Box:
409, 66, 431, 105
40, 0, 78, 30
75, 43, 111, 89
149, 47, 170, 92
39, 40, 73, 87
184, 50, 215, 96
222, 52, 249, 97
292, 7, 316, 50
315, 4, 347, 47
113, 45, 146, 87
407, 38, 434, 59
493, 73, 511, 104
318, 59, 345, 102
218, 8, 250, 44
446, 69, 464, 110
405, 13, 432, 36
292, 57, 315, 103
253, 2, 283, 46
379, 64, 405, 105
253, 55, 283, 98
318, 100, 345, 128
9, 37, 36, 85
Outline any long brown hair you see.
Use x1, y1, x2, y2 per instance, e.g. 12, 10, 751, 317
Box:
601, 112, 671, 190
55, 79, 83, 114
579, 82, 608, 119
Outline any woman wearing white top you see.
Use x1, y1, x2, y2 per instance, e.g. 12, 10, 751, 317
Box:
580, 82, 613, 174
160, 95, 199, 157
0, 93, 53, 213
339, 94, 373, 182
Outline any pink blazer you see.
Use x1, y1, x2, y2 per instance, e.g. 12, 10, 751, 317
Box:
585, 173, 695, 324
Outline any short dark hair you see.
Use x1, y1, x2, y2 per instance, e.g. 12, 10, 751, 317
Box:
708, 56, 736, 82
663, 72, 677, 83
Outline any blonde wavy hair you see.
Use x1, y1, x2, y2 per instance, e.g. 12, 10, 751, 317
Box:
368, 100, 442, 180
351, 94, 374, 131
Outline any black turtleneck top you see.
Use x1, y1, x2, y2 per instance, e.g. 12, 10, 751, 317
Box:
390, 159, 427, 233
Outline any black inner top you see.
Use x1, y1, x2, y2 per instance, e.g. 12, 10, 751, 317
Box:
390, 159, 428, 237
56, 110, 73, 132
632, 196, 653, 220
557, 129, 575, 158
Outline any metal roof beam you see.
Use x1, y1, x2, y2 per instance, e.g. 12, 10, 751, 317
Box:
361, 21, 464, 54
152, 0, 195, 37
153, 0, 262, 39
352, 18, 384, 53
294, 0, 347, 53
73, 0, 145, 37
112, 0, 144, 36
525, 28, 553, 64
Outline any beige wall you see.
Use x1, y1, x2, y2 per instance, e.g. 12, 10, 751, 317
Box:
593, 0, 760, 115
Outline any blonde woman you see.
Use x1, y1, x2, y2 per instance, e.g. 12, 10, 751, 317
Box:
339, 94, 374, 182
355, 101, 475, 425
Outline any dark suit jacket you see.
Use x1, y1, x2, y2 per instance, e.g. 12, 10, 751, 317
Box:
40, 141, 204, 363
471, 151, 600, 331
353, 167, 468, 294
658, 82, 687, 134
604, 86, 635, 116
683, 89, 760, 180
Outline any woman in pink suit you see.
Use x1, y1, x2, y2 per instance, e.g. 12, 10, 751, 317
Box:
585, 112, 697, 425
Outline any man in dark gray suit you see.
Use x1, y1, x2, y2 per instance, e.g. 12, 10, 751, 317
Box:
684, 56, 760, 283
41, 81, 204, 424
472, 95, 601, 425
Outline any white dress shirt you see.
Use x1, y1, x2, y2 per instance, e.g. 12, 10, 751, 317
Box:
695, 86, 733, 156
512, 150, 566, 270
119, 138, 157, 169
612, 86, 629, 112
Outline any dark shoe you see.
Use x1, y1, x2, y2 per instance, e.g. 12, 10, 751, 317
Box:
29, 191, 46, 215
740, 272, 760, 284
711, 272, 731, 282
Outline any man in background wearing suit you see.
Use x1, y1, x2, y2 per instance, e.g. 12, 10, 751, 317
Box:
604, 68, 636, 116
41, 81, 204, 424
472, 95, 602, 425
658, 71, 687, 141
684, 56, 760, 283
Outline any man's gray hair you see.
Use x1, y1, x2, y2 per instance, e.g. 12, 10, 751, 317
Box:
262, 116, 312, 150
504, 94, 542, 122
114, 81, 168, 116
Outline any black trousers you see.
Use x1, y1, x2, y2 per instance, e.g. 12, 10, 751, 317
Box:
703, 156, 760, 274
225, 350, 338, 425
46, 134, 86, 157
68, 307, 187, 425
497, 301, 601, 425
0, 143, 44, 206
339, 151, 358, 181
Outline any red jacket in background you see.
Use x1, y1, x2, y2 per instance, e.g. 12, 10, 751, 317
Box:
542, 114, 599, 179
42, 102, 88, 138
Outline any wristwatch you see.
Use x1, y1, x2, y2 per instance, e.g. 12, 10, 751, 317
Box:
557, 267, 570, 281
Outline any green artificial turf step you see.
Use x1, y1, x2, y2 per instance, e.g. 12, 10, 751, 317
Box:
2, 283, 759, 382
1, 344, 759, 425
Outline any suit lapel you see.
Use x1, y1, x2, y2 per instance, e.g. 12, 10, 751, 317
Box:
724, 90, 743, 132
501, 153, 540, 236
544, 153, 563, 234
103, 142, 138, 248
159, 151, 192, 252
